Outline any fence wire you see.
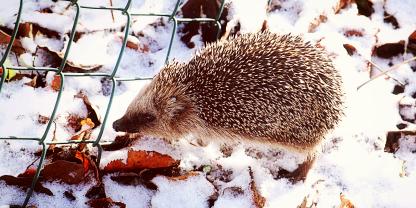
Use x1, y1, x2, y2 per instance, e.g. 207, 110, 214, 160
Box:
0, 0, 225, 206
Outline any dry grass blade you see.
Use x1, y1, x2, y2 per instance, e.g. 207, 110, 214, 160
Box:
357, 56, 416, 90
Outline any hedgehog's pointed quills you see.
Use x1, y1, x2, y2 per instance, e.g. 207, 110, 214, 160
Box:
114, 31, 344, 152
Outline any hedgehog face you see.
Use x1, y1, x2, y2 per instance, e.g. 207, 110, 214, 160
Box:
113, 82, 192, 139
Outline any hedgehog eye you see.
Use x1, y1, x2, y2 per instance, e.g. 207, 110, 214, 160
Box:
136, 113, 155, 124
142, 113, 155, 123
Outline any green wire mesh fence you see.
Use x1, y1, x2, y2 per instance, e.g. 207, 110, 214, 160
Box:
0, 0, 225, 206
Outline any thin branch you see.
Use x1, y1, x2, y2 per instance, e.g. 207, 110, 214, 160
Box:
357, 56, 416, 90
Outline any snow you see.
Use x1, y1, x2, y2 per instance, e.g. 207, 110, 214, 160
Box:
151, 173, 215, 208
1, 0, 416, 207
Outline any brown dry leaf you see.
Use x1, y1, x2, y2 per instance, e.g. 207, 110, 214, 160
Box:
24, 73, 48, 88
118, 35, 149, 53
75, 151, 91, 175
335, 0, 353, 13
249, 168, 266, 208
12, 22, 60, 39
343, 44, 357, 56
103, 150, 178, 173
383, 11, 399, 29
0, 175, 53, 196
344, 29, 364, 37
17, 166, 38, 178
168, 171, 199, 181
41, 160, 85, 184
339, 193, 355, 208
67, 114, 83, 132
51, 75, 61, 91
356, 0, 374, 17
0, 29, 25, 55
38, 114, 50, 124
86, 198, 126, 208
110, 172, 158, 190
385, 131, 402, 153
374, 41, 405, 59
102, 134, 142, 151
408, 30, 416, 55
36, 46, 102, 73
180, 0, 229, 48
85, 183, 106, 199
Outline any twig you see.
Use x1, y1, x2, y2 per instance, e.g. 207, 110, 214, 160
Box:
109, 0, 115, 23
366, 58, 405, 86
357, 56, 416, 90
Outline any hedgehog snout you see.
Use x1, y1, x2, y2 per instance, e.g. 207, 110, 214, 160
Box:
113, 116, 140, 133
112, 117, 126, 132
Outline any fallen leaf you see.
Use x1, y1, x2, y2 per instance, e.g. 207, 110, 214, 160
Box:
0, 175, 53, 196
168, 171, 199, 181
37, 114, 50, 125
339, 193, 355, 208
75, 151, 91, 175
103, 150, 178, 173
276, 156, 316, 183
18, 166, 37, 178
0, 29, 25, 55
75, 92, 101, 129
102, 134, 142, 151
335, 0, 353, 13
110, 172, 158, 190
86, 183, 106, 199
374, 41, 405, 59
408, 30, 416, 55
180, 0, 229, 48
51, 75, 61, 91
249, 168, 266, 208
41, 160, 85, 184
24, 72, 47, 88
297, 196, 308, 208
36, 46, 102, 73
118, 35, 149, 53
356, 0, 374, 17
343, 44, 357, 56
383, 11, 399, 29
86, 198, 126, 208
385, 131, 416, 153
344, 29, 363, 37
64, 190, 76, 201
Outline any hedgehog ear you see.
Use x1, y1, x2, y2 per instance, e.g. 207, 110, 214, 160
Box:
165, 96, 185, 118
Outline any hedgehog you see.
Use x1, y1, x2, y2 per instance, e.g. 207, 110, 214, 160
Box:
113, 31, 343, 179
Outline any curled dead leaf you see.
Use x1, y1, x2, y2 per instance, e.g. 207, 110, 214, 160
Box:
75, 92, 102, 129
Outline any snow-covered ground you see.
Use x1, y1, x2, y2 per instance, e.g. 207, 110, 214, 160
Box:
1, 0, 416, 207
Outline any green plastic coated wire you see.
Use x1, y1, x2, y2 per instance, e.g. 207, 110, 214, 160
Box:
0, 0, 226, 206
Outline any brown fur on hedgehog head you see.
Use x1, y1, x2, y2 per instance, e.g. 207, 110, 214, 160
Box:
112, 71, 199, 139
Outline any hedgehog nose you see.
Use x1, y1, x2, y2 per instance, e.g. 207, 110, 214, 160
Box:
112, 118, 124, 132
